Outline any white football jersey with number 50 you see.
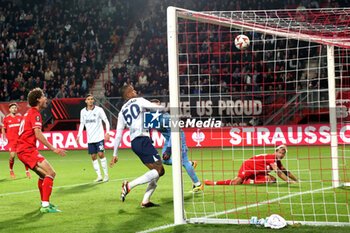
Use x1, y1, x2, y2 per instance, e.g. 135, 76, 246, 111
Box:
113, 97, 165, 156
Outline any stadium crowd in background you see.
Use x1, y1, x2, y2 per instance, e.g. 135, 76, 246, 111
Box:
0, 0, 348, 103
0, 0, 129, 101
109, 0, 348, 98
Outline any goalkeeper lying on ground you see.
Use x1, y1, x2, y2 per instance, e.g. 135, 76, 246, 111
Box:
205, 145, 299, 185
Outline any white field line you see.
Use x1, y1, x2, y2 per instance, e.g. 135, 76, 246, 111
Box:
203, 185, 334, 218
138, 185, 335, 233
0, 177, 135, 197
137, 224, 179, 233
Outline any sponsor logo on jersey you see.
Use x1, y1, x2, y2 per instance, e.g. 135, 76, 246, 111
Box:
86, 119, 97, 123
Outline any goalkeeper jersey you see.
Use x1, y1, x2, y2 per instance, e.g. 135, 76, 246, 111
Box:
157, 113, 188, 153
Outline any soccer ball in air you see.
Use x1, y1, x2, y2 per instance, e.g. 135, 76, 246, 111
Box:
235, 34, 250, 50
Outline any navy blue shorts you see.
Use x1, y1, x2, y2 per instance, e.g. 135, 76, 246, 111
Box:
88, 140, 105, 154
131, 137, 161, 164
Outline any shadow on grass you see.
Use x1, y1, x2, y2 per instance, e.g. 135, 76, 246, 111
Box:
0, 208, 43, 231
92, 193, 182, 233
1, 177, 28, 183
54, 182, 101, 195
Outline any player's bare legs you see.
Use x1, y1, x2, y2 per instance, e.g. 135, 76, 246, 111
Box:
33, 159, 56, 178
144, 160, 165, 177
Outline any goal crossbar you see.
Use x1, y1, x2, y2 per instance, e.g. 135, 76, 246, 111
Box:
176, 8, 350, 48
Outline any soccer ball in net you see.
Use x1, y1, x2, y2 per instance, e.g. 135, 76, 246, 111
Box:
234, 34, 250, 50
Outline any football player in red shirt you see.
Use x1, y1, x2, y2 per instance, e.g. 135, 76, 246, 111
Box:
2, 102, 31, 179
204, 145, 299, 185
17, 88, 67, 213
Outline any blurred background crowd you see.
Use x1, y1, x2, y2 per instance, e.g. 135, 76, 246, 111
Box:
0, 0, 348, 101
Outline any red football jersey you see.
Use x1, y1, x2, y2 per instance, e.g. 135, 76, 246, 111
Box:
244, 154, 282, 174
3, 114, 22, 141
17, 107, 42, 152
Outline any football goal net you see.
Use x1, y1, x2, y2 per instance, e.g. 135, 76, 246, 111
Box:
167, 7, 350, 226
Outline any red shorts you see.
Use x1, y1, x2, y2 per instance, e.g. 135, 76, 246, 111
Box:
17, 150, 45, 169
237, 162, 268, 181
8, 140, 18, 153
237, 163, 256, 180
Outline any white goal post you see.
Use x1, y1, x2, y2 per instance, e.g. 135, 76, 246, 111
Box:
167, 6, 350, 226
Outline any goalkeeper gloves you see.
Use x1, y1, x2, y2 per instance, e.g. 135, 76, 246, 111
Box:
162, 147, 171, 160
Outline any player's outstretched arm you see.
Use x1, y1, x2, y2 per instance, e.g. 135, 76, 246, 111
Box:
280, 164, 299, 182
111, 114, 125, 168
163, 147, 171, 160
1, 127, 6, 141
100, 108, 111, 141
162, 135, 172, 160
142, 98, 166, 111
271, 164, 295, 184
52, 148, 67, 157
34, 128, 67, 156
76, 114, 85, 144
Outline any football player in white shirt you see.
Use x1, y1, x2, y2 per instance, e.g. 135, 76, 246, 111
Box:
110, 85, 165, 208
76, 94, 111, 182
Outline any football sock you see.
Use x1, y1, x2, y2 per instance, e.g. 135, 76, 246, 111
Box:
38, 178, 44, 200
92, 159, 102, 177
42, 176, 54, 203
41, 201, 50, 208
216, 179, 233, 185
142, 177, 159, 204
194, 181, 201, 187
129, 169, 159, 190
9, 159, 14, 170
100, 157, 108, 176
183, 160, 199, 183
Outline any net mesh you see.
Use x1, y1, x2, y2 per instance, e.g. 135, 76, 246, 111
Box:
173, 8, 350, 225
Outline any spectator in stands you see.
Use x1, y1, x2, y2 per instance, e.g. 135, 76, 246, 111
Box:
309, 73, 319, 89
44, 67, 54, 81
57, 84, 68, 99
105, 80, 113, 97
138, 71, 148, 86
127, 59, 138, 74
110, 31, 120, 46
0, 0, 130, 101
139, 54, 149, 69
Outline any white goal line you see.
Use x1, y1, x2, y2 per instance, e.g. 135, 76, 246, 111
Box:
200, 185, 334, 219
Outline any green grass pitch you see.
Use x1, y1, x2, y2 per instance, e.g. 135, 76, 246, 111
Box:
0, 146, 349, 233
